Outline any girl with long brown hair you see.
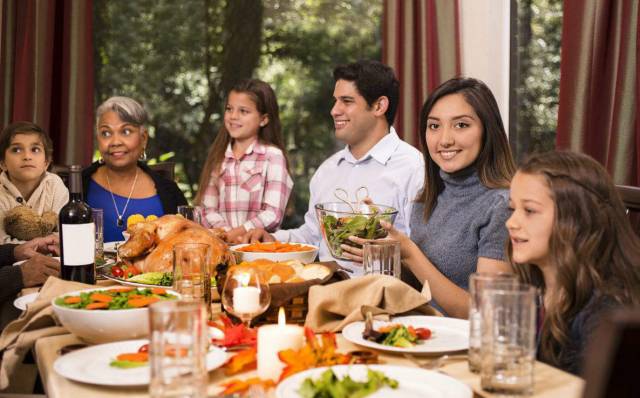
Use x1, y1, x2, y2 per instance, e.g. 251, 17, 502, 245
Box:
507, 151, 640, 374
195, 79, 293, 243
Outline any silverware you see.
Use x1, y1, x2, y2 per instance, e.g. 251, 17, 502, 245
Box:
402, 353, 467, 370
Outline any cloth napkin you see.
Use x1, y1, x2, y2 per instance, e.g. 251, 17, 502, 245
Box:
0, 277, 92, 390
305, 274, 439, 332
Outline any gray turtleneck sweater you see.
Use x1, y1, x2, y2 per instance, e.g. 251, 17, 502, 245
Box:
407, 169, 510, 297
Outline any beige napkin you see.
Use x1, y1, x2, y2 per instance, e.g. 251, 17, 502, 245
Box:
304, 274, 439, 332
0, 277, 92, 390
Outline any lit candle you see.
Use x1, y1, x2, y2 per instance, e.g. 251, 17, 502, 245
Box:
232, 286, 261, 314
257, 307, 305, 381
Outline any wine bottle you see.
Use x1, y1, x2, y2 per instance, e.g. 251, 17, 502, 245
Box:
59, 165, 95, 284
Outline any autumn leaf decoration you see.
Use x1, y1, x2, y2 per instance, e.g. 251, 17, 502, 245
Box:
278, 327, 351, 380
209, 315, 257, 348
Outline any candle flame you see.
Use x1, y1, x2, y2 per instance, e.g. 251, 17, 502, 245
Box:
278, 307, 286, 326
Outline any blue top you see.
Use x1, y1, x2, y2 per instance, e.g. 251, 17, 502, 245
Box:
408, 168, 510, 314
86, 179, 164, 242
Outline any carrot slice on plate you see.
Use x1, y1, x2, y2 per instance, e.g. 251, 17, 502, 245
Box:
63, 296, 82, 304
128, 297, 160, 308
86, 302, 109, 310
90, 293, 113, 303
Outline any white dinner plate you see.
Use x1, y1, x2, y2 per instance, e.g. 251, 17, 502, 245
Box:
54, 339, 227, 386
13, 292, 39, 311
13, 256, 60, 266
104, 241, 125, 254
276, 364, 472, 398
342, 315, 469, 355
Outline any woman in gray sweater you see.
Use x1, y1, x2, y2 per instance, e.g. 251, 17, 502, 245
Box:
347, 78, 516, 318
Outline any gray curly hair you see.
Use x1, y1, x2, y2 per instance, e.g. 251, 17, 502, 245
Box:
96, 96, 148, 128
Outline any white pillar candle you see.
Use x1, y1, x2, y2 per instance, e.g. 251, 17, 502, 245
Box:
257, 308, 305, 381
232, 286, 261, 314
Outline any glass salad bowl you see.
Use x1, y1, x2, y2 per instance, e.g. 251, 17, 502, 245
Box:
315, 202, 398, 260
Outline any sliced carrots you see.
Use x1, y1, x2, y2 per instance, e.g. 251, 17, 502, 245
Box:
128, 297, 160, 308
89, 293, 113, 303
86, 302, 109, 310
63, 296, 82, 304
116, 352, 149, 362
237, 241, 314, 253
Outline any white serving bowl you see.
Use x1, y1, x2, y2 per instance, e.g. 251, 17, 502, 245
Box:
230, 243, 319, 264
51, 287, 179, 344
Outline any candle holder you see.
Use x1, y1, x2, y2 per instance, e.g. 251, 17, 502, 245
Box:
221, 267, 271, 327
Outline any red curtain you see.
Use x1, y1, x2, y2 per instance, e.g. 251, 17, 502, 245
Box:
382, 0, 460, 147
556, 0, 639, 185
0, 0, 94, 166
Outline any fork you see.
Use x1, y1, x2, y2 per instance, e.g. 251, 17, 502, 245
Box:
402, 353, 450, 370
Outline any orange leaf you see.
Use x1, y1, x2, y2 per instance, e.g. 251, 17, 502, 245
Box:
224, 348, 257, 375
220, 377, 275, 395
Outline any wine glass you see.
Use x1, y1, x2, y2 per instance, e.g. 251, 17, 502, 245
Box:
221, 267, 271, 327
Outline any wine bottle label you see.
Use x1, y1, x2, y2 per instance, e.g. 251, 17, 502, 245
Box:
61, 223, 95, 265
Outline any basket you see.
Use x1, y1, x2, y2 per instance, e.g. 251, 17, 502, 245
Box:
216, 261, 348, 325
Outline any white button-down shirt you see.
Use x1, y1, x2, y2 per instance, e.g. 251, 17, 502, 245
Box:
274, 128, 425, 275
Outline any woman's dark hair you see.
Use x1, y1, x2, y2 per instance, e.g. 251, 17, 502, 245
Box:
333, 60, 400, 126
194, 78, 287, 205
0, 121, 54, 162
509, 150, 640, 368
417, 77, 516, 219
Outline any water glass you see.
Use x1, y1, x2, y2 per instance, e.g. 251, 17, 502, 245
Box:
480, 285, 537, 395
468, 272, 518, 373
92, 208, 104, 262
149, 300, 208, 398
173, 243, 212, 320
362, 240, 401, 277
177, 205, 203, 225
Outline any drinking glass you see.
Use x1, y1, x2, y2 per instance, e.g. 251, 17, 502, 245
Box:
221, 267, 271, 327
149, 300, 208, 398
177, 205, 203, 225
173, 243, 212, 320
362, 240, 401, 277
480, 284, 538, 395
92, 208, 104, 262
468, 272, 518, 373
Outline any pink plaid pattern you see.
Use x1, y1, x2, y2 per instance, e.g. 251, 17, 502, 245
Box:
202, 141, 293, 232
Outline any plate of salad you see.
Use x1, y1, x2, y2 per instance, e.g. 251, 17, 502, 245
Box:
342, 316, 469, 354
98, 261, 174, 287
276, 364, 472, 398
54, 339, 227, 386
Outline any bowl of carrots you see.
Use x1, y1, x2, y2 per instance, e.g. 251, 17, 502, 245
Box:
51, 286, 179, 344
230, 241, 319, 264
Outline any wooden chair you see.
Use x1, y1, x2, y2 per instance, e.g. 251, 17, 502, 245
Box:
582, 308, 640, 398
616, 185, 640, 234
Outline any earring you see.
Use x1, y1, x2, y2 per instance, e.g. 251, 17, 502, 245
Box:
98, 157, 105, 164
140, 148, 147, 161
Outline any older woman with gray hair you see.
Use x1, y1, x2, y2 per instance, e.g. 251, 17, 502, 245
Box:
83, 96, 186, 242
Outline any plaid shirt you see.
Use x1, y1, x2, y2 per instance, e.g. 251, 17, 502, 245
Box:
202, 141, 293, 232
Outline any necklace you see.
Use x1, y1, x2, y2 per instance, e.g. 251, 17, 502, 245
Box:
105, 168, 139, 227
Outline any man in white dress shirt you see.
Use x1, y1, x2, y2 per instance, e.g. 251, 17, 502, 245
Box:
245, 60, 424, 275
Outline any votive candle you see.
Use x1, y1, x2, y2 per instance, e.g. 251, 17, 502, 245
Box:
232, 286, 261, 314
257, 308, 305, 381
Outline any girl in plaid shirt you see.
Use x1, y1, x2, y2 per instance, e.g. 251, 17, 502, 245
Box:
194, 79, 293, 243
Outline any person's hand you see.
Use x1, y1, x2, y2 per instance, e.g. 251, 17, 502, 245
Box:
242, 228, 276, 243
18, 253, 61, 287
226, 226, 247, 245
14, 234, 60, 261
340, 220, 412, 263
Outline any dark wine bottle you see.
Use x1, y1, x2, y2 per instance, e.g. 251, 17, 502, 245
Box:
59, 165, 95, 284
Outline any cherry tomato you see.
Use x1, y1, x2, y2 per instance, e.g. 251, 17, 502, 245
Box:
415, 327, 432, 340
138, 344, 149, 353
111, 265, 124, 278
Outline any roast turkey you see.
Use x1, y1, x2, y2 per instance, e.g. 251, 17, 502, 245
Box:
117, 214, 232, 273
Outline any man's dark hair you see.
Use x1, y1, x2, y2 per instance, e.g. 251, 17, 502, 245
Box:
333, 60, 400, 126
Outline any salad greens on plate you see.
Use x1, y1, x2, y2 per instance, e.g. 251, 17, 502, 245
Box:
298, 368, 398, 398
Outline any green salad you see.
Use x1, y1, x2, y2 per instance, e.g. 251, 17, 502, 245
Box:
321, 208, 395, 257
127, 272, 174, 286
298, 368, 398, 398
55, 287, 177, 310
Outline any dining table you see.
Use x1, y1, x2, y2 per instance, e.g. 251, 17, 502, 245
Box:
33, 324, 585, 398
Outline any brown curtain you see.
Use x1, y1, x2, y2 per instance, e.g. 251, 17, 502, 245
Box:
382, 0, 460, 147
556, 0, 639, 185
0, 0, 94, 166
